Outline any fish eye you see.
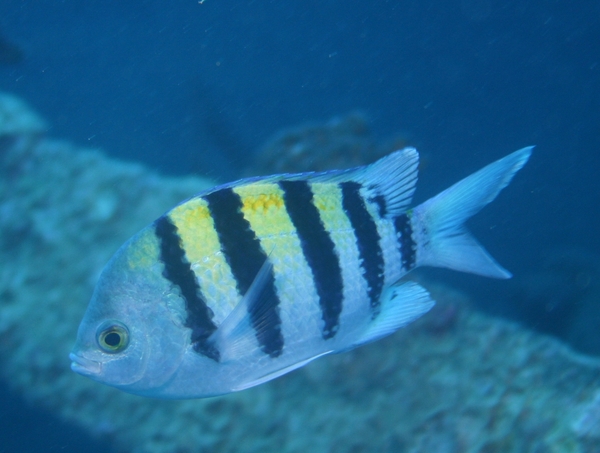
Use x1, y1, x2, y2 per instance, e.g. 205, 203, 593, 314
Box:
96, 322, 129, 353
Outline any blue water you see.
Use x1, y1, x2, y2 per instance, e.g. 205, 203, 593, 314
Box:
0, 1, 598, 451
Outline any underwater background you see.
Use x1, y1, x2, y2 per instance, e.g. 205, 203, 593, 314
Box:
0, 1, 599, 452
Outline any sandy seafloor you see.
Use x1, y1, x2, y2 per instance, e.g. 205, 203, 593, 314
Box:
0, 1, 599, 452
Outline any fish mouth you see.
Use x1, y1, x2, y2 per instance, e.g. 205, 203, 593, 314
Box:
69, 352, 102, 377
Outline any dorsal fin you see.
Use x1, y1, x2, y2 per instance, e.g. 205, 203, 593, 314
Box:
310, 148, 420, 217
357, 148, 419, 217
185, 148, 419, 218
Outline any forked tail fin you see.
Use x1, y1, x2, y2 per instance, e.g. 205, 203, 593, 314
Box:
411, 146, 533, 278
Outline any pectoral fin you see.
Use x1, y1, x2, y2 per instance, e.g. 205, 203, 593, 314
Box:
210, 257, 283, 362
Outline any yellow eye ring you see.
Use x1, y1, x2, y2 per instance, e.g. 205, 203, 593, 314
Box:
97, 322, 129, 353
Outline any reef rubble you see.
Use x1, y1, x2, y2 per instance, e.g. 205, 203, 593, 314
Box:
1, 93, 600, 453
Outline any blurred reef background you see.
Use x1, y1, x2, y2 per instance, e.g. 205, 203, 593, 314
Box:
1, 1, 599, 452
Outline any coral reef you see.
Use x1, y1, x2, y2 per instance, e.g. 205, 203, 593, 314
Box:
1, 94, 600, 452
0, 92, 46, 136
0, 91, 47, 162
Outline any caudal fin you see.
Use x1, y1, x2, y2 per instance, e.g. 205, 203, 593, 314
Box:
412, 146, 533, 278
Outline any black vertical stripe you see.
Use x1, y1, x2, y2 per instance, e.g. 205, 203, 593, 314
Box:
341, 182, 385, 316
203, 188, 284, 358
394, 213, 416, 271
370, 193, 387, 218
154, 215, 220, 361
279, 180, 343, 339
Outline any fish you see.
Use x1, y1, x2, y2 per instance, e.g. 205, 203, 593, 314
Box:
70, 146, 532, 399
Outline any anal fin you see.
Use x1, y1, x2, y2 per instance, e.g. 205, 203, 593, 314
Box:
352, 281, 435, 348
232, 351, 333, 391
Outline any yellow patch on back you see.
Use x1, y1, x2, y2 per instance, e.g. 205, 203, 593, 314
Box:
126, 228, 161, 270
167, 197, 240, 318
168, 198, 219, 257
235, 184, 296, 239
241, 190, 284, 215
310, 183, 353, 233
234, 183, 314, 306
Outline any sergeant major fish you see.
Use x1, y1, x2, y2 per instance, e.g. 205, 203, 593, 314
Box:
70, 146, 532, 398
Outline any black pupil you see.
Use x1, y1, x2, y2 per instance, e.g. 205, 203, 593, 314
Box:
104, 331, 122, 347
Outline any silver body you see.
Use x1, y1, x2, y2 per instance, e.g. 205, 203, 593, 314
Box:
70, 147, 532, 398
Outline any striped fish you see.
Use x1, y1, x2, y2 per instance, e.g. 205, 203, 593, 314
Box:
70, 146, 532, 398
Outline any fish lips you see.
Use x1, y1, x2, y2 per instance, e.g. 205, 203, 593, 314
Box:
69, 352, 102, 377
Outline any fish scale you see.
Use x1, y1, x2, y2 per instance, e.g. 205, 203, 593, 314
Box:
235, 183, 323, 351
309, 181, 367, 337
168, 198, 240, 323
